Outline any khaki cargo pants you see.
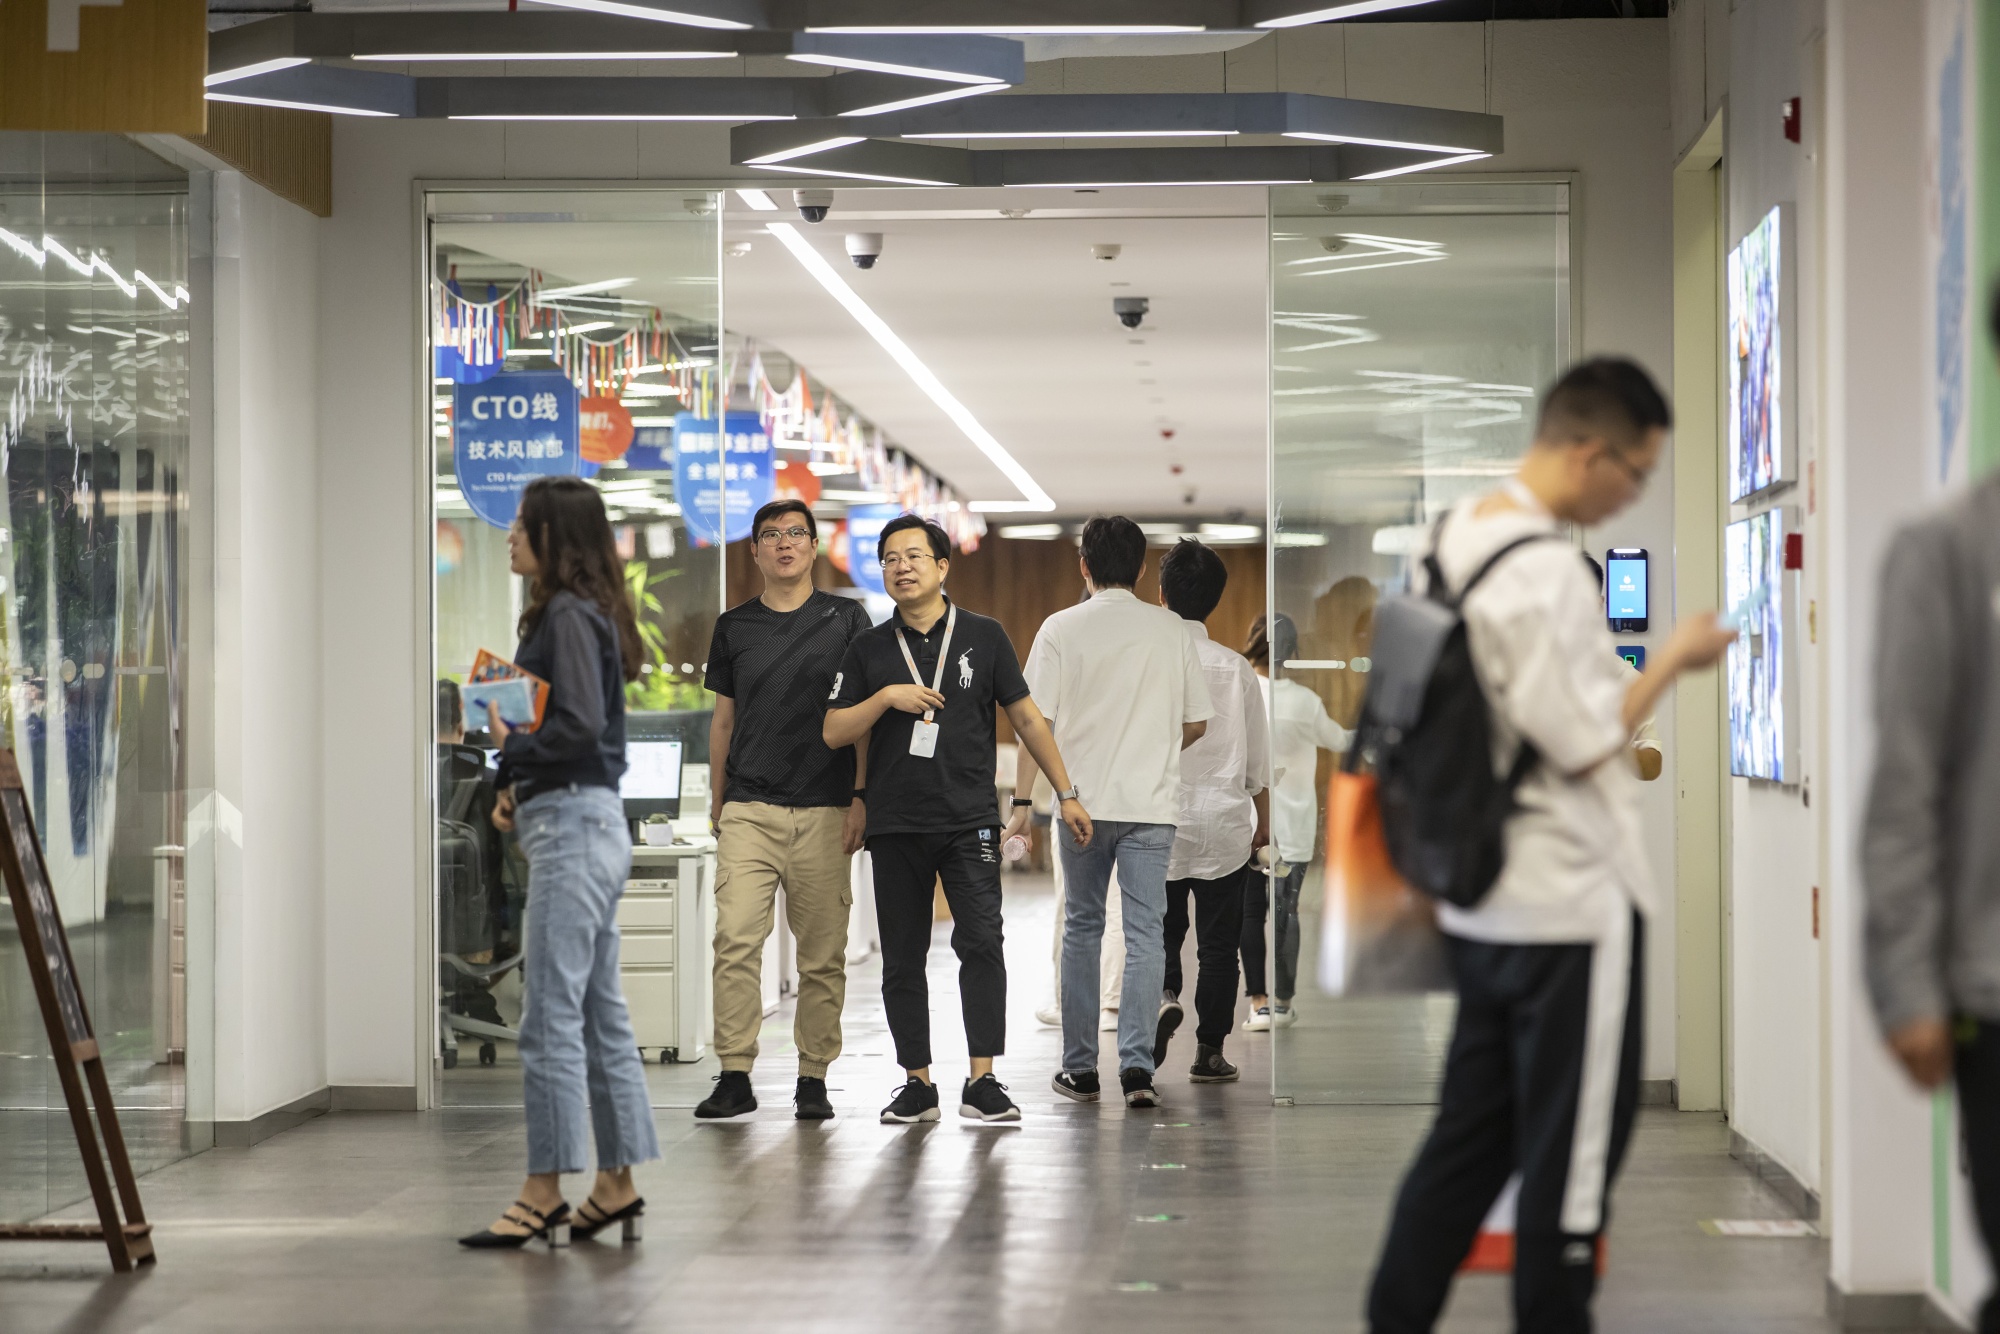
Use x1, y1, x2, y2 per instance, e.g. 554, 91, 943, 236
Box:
712, 801, 851, 1079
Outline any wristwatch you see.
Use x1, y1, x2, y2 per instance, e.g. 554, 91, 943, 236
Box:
1011, 797, 1034, 808
1055, 786, 1081, 803
852, 788, 866, 800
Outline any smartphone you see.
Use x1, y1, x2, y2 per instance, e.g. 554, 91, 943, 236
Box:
1604, 548, 1649, 634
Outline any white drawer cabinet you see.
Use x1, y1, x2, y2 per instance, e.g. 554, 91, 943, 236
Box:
618, 844, 714, 1064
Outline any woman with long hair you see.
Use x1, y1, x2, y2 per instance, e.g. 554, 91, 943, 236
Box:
460, 476, 660, 1249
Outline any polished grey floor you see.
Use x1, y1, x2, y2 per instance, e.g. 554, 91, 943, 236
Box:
3, 880, 1837, 1332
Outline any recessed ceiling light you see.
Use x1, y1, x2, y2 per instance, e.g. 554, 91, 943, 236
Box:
736, 188, 779, 211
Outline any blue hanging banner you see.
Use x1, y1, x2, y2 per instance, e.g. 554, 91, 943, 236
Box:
843, 503, 902, 598
626, 426, 673, 472
453, 372, 580, 530
672, 411, 774, 545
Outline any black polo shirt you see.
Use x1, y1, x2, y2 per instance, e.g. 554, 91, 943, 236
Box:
830, 598, 1030, 837
705, 589, 873, 808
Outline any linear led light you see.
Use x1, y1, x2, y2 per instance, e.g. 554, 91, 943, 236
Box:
354, 50, 735, 61
563, 320, 616, 333
537, 277, 637, 299
998, 523, 1063, 539
1256, 0, 1440, 27
808, 26, 1205, 34
1283, 132, 1479, 154
754, 163, 958, 185
767, 221, 1053, 512
905, 129, 1234, 139
735, 188, 779, 210
450, 113, 786, 121
524, 0, 753, 29
787, 53, 1003, 84
745, 135, 866, 165
1001, 177, 1308, 188
1351, 151, 1490, 179
205, 57, 310, 87
838, 82, 1001, 117
207, 91, 399, 117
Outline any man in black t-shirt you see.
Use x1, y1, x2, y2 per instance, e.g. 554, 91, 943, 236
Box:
696, 499, 872, 1123
825, 515, 1092, 1125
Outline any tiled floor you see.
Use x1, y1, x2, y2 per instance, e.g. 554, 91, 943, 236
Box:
1, 879, 1838, 1332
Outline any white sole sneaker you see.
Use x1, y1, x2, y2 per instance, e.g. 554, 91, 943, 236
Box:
1272, 1006, 1298, 1028
1035, 1005, 1061, 1027
1243, 1007, 1272, 1032
879, 1106, 941, 1125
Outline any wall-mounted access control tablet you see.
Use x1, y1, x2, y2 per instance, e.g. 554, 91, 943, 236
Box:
1605, 548, 1649, 634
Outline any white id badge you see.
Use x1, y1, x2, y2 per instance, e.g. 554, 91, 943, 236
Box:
908, 718, 940, 758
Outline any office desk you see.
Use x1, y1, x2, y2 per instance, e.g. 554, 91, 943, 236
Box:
621, 842, 714, 1064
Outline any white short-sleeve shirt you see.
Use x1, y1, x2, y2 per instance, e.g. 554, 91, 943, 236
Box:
1424, 488, 1650, 943
1024, 588, 1215, 826
1168, 622, 1270, 881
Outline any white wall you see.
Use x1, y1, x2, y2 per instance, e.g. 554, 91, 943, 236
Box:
207, 172, 328, 1123
315, 20, 1680, 1093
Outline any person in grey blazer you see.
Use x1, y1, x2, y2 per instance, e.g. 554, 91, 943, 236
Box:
1863, 459, 2000, 1334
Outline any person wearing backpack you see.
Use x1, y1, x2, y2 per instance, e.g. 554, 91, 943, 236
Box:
1363, 359, 1734, 1333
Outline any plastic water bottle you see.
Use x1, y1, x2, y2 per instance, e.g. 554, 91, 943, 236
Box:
1003, 834, 1030, 863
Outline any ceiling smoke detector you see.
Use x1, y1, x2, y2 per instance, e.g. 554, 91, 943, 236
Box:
1315, 193, 1350, 214
725, 240, 752, 258
682, 195, 716, 217
1092, 243, 1122, 262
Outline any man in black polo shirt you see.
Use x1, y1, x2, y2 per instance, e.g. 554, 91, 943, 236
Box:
825, 514, 1091, 1124
696, 498, 872, 1123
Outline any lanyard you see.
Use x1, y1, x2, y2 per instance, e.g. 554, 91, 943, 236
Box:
894, 603, 956, 722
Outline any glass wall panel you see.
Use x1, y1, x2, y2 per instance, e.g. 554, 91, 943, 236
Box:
426, 190, 722, 1099
0, 133, 199, 1217
1268, 182, 1569, 1103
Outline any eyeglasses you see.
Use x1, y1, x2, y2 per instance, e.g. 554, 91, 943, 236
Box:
757, 526, 813, 546
1597, 444, 1650, 490
879, 551, 936, 571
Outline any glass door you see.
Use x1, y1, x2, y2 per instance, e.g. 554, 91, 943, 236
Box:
1266, 181, 1570, 1103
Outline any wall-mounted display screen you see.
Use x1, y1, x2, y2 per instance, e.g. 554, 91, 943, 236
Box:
1728, 205, 1788, 501
1605, 548, 1647, 633
1725, 508, 1792, 781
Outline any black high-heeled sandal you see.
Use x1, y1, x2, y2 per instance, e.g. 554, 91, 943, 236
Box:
569, 1195, 645, 1243
458, 1199, 571, 1249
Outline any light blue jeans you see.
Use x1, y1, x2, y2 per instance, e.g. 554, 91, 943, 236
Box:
516, 784, 660, 1176
1058, 820, 1175, 1075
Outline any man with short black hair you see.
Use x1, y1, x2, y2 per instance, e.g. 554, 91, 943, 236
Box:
1365, 358, 1732, 1333
1154, 539, 1269, 1085
826, 515, 1090, 1125
1009, 515, 1213, 1109
696, 498, 872, 1122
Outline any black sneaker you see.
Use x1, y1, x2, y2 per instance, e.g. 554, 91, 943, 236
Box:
1154, 992, 1185, 1068
1120, 1067, 1161, 1109
1189, 1044, 1240, 1083
879, 1076, 941, 1124
959, 1074, 1022, 1122
694, 1070, 757, 1120
1051, 1070, 1101, 1102
794, 1075, 834, 1120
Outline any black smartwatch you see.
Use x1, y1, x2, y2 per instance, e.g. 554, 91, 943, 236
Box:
852, 788, 866, 800
1012, 797, 1034, 808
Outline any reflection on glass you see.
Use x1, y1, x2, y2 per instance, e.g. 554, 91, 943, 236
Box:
429, 192, 722, 1089
0, 133, 198, 1219
1268, 182, 1569, 1104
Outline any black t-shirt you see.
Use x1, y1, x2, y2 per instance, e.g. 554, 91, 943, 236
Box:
830, 598, 1030, 837
705, 590, 873, 808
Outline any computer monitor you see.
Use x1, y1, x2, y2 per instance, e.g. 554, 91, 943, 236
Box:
620, 739, 684, 822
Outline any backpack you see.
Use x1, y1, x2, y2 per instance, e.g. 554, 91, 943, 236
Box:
1345, 517, 1553, 909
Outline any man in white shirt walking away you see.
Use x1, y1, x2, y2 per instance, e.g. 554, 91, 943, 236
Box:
1007, 516, 1214, 1109
1364, 359, 1733, 1333
1153, 540, 1270, 1084
1242, 612, 1349, 1030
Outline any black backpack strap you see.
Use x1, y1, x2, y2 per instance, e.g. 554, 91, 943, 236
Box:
1450, 533, 1558, 608
1420, 512, 1453, 605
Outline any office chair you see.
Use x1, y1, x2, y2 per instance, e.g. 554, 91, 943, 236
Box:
438, 746, 522, 1069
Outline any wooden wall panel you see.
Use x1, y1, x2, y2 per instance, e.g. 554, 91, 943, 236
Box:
188, 102, 335, 219
1, 0, 207, 134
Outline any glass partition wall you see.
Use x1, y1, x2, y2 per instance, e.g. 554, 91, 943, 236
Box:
427, 191, 722, 1099
0, 134, 204, 1220
1268, 182, 1570, 1103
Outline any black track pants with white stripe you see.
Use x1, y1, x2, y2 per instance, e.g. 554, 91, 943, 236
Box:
1366, 913, 1643, 1334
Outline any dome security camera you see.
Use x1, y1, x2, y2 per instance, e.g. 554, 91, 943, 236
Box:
1113, 296, 1150, 330
1319, 235, 1348, 253
845, 232, 883, 270
793, 189, 833, 223
1092, 243, 1122, 262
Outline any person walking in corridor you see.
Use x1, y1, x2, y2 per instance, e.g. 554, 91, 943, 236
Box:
825, 515, 1090, 1125
461, 476, 659, 1249
1154, 538, 1269, 1084
695, 499, 872, 1123
1862, 384, 2000, 1333
1010, 515, 1213, 1110
1364, 360, 1732, 1330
